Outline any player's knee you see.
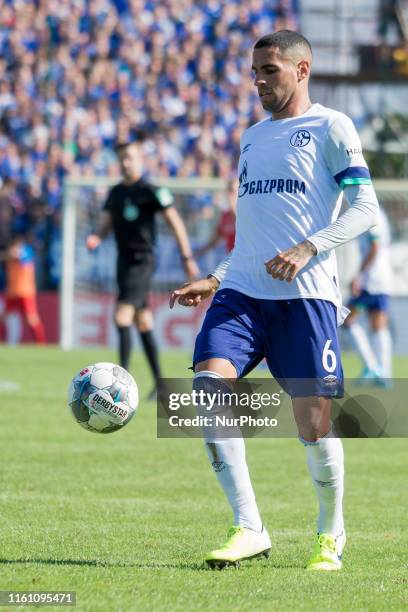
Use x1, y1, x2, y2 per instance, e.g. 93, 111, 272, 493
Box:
370, 311, 387, 331
293, 395, 332, 443
193, 371, 235, 443
115, 305, 134, 327
298, 419, 331, 443
115, 312, 131, 327
135, 308, 153, 332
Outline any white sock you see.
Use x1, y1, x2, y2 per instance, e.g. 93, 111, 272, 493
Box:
194, 371, 262, 532
302, 434, 344, 535
205, 438, 263, 531
371, 328, 392, 377
348, 322, 378, 371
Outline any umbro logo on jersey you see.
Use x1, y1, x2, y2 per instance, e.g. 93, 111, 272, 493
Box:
241, 143, 252, 154
290, 130, 311, 148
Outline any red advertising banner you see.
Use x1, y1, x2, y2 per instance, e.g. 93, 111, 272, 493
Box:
0, 291, 209, 348
0, 292, 59, 344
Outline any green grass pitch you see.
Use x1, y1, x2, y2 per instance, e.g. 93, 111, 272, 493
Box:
0, 346, 407, 611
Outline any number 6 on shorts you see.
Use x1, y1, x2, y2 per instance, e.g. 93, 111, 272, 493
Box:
322, 339, 337, 373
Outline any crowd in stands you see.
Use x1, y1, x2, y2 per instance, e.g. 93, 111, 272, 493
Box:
0, 0, 299, 288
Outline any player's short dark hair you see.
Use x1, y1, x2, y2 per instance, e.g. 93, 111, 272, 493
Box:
254, 30, 312, 56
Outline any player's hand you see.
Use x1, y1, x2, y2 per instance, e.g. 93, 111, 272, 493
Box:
183, 257, 200, 281
169, 276, 219, 309
264, 240, 317, 283
86, 234, 102, 251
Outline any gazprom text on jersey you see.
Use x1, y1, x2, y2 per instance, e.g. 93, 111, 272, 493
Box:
239, 178, 306, 197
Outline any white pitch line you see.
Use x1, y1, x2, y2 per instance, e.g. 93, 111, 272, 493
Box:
0, 379, 21, 392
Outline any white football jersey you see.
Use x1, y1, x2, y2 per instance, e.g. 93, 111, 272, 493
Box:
221, 103, 373, 315
359, 207, 393, 294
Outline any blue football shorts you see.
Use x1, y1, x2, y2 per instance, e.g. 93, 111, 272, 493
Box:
348, 289, 389, 313
193, 288, 344, 398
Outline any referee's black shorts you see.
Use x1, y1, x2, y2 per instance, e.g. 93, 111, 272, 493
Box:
116, 252, 155, 309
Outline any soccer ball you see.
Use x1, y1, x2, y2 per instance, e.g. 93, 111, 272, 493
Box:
68, 362, 138, 433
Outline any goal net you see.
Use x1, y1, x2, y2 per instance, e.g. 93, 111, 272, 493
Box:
60, 178, 408, 354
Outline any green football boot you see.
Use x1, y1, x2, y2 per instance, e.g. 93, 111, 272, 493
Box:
306, 531, 346, 571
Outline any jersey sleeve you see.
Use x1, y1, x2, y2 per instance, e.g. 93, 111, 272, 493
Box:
211, 250, 233, 283
153, 186, 174, 211
367, 209, 388, 242
324, 114, 372, 191
102, 186, 116, 213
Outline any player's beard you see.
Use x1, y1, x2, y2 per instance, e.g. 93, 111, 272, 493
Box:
260, 90, 293, 114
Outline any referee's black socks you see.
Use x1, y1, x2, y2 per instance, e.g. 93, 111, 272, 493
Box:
117, 325, 132, 371
117, 326, 162, 383
140, 330, 162, 382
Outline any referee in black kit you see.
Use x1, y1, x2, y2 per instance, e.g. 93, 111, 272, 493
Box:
87, 137, 199, 398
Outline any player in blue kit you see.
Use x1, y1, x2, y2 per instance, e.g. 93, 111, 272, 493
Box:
344, 207, 393, 385
170, 30, 379, 570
